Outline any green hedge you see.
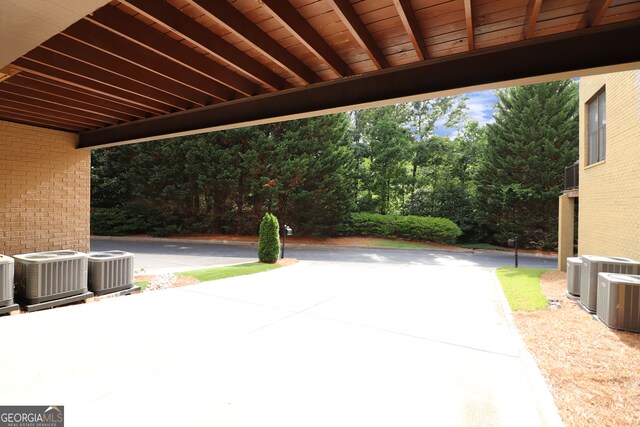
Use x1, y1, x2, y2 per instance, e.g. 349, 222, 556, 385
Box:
91, 206, 176, 237
344, 213, 462, 244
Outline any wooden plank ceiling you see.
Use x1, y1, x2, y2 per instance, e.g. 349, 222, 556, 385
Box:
1, 0, 639, 138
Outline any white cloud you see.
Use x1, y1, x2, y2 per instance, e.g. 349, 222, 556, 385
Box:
464, 90, 498, 125
433, 90, 497, 136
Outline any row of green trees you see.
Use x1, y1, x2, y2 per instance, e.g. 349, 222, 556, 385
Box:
91, 80, 578, 249
92, 113, 355, 236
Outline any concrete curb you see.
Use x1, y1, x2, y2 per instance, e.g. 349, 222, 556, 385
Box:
492, 271, 565, 427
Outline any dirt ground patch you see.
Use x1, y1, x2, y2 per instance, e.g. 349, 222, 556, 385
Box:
276, 258, 299, 267
172, 275, 200, 288
513, 271, 640, 426
134, 275, 155, 283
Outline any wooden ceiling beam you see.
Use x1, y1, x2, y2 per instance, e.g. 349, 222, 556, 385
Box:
524, 0, 543, 39
2, 79, 133, 122
88, 6, 256, 97
64, 20, 232, 102
78, 21, 640, 148
0, 103, 95, 129
464, 0, 474, 51
393, 0, 429, 61
327, 0, 389, 69
22, 47, 189, 111
42, 36, 209, 108
12, 58, 174, 114
0, 109, 87, 132
260, 0, 353, 77
578, 0, 614, 28
191, 0, 319, 84
0, 95, 108, 127
15, 73, 151, 119
120, 0, 287, 91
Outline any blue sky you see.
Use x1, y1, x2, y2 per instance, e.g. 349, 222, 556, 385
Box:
435, 89, 498, 136
464, 90, 498, 125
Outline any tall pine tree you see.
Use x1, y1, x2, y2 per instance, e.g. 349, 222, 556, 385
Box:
477, 80, 578, 249
266, 113, 356, 235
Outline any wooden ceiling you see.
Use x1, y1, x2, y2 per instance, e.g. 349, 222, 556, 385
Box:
1, 0, 640, 146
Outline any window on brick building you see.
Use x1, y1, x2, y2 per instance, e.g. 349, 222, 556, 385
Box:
587, 89, 606, 164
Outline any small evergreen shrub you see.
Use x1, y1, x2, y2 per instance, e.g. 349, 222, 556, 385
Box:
258, 213, 280, 263
347, 213, 462, 244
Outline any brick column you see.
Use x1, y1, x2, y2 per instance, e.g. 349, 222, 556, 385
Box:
557, 193, 575, 271
0, 120, 90, 255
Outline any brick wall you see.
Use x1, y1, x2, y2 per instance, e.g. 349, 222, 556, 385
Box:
557, 193, 575, 270
0, 120, 90, 255
578, 70, 640, 260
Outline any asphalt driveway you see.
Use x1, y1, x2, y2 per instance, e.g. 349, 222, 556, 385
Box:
91, 237, 556, 272
0, 244, 561, 426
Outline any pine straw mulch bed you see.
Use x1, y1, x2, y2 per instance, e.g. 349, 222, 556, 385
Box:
513, 271, 640, 426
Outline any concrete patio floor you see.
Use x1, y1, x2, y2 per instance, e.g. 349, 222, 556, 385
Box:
0, 260, 561, 426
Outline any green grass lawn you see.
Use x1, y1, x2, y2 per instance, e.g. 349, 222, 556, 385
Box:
457, 243, 509, 251
176, 262, 280, 283
134, 281, 149, 291
496, 267, 549, 311
372, 239, 437, 249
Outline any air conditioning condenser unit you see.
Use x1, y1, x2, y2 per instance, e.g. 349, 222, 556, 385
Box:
88, 250, 134, 296
580, 255, 640, 313
0, 255, 14, 308
14, 250, 88, 305
597, 273, 640, 332
566, 257, 581, 297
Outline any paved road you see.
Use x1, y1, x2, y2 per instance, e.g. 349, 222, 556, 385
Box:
0, 255, 561, 426
91, 238, 556, 272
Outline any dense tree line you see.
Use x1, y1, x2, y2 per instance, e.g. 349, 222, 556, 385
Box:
92, 114, 355, 236
92, 80, 578, 249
